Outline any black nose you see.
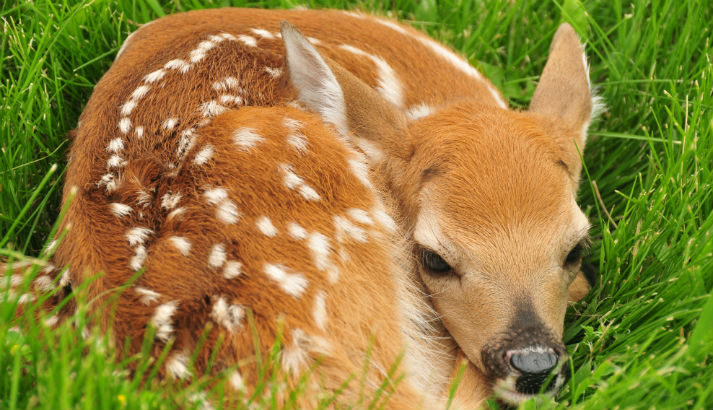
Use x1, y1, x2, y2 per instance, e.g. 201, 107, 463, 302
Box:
508, 348, 558, 374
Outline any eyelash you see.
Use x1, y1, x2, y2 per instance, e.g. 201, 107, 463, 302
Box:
419, 248, 453, 275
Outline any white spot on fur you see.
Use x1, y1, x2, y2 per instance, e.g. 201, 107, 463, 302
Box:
338, 44, 404, 107
372, 206, 397, 232
189, 48, 206, 63
197, 40, 216, 52
169, 236, 192, 256
406, 103, 434, 120
136, 126, 144, 138
313, 291, 327, 330
251, 28, 275, 39
211, 296, 244, 332
144, 68, 166, 83
263, 263, 308, 297
279, 164, 320, 201
307, 232, 339, 283
131, 85, 151, 100
216, 200, 240, 224
163, 118, 178, 130
136, 287, 161, 305
121, 100, 137, 116
110, 202, 132, 218
223, 76, 240, 90
107, 154, 126, 168
219, 94, 243, 105
130, 245, 147, 271
287, 222, 307, 240
208, 243, 227, 268
176, 128, 196, 159
44, 315, 59, 327
152, 301, 178, 342
118, 118, 131, 134
229, 371, 245, 390
347, 208, 373, 225
193, 144, 215, 165
34, 275, 54, 292
265, 66, 283, 77
161, 192, 182, 210
107, 137, 124, 153
164, 59, 190, 73
204, 187, 228, 204
281, 328, 331, 374
334, 215, 367, 243
287, 132, 308, 154
167, 207, 185, 220
237, 35, 257, 47
199, 100, 228, 117
256, 216, 278, 237
223, 260, 243, 279
166, 350, 190, 379
232, 127, 264, 151
348, 157, 373, 189
126, 227, 153, 247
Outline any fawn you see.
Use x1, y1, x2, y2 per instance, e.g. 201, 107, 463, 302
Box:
6, 7, 597, 408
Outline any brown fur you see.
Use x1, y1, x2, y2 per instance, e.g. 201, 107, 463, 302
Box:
4, 8, 597, 408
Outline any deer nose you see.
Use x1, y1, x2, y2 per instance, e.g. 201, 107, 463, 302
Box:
508, 347, 558, 374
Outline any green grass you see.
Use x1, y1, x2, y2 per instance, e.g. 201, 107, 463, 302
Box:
1, 0, 711, 409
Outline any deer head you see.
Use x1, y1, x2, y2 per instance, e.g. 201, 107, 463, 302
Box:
281, 21, 594, 404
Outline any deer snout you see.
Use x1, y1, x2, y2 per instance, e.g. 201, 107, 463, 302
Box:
504, 346, 562, 394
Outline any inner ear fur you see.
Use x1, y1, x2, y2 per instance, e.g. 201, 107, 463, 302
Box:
529, 23, 593, 147
281, 21, 413, 163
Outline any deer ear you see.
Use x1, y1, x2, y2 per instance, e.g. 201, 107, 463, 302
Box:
281, 21, 411, 163
530, 23, 594, 145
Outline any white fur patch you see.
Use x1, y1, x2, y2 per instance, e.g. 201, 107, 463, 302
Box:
162, 118, 178, 130
287, 222, 308, 240
251, 28, 275, 39
166, 350, 190, 379
334, 215, 367, 243
229, 371, 245, 390
208, 243, 227, 268
307, 232, 339, 283
151, 301, 178, 342
118, 118, 131, 134
223, 260, 243, 279
144, 68, 166, 83
193, 144, 215, 165
120, 100, 137, 116
346, 208, 373, 225
164, 59, 190, 73
347, 157, 373, 189
338, 44, 404, 107
107, 154, 126, 168
372, 206, 397, 232
126, 227, 153, 247
211, 296, 244, 332
238, 35, 257, 47
406, 103, 434, 120
281, 328, 331, 375
131, 85, 151, 100
313, 290, 328, 331
136, 287, 161, 305
279, 164, 321, 201
256, 216, 278, 237
233, 127, 264, 151
136, 126, 144, 138
169, 236, 192, 256
129, 245, 147, 271
199, 100, 228, 117
203, 187, 228, 204
110, 202, 132, 218
263, 263, 308, 297
265, 66, 283, 77
161, 192, 182, 210
216, 200, 240, 224
219, 94, 243, 105
107, 137, 125, 153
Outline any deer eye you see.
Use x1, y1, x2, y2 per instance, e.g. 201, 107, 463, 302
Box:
420, 249, 452, 274
565, 243, 584, 266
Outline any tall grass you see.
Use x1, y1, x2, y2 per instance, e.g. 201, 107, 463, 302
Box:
1, 0, 711, 409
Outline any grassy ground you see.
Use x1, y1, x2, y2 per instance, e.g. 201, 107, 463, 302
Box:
1, 0, 711, 409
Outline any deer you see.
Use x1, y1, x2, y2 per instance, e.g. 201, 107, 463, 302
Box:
4, 7, 598, 409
